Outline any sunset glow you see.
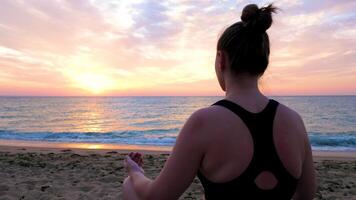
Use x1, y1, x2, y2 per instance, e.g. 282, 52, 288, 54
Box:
0, 0, 355, 96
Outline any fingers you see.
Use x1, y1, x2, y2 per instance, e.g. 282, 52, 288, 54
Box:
128, 152, 135, 158
128, 152, 143, 166
134, 153, 143, 166
128, 152, 140, 158
130, 152, 142, 159
124, 155, 132, 172
134, 152, 141, 160
126, 155, 139, 169
135, 152, 144, 167
125, 155, 145, 174
125, 155, 134, 164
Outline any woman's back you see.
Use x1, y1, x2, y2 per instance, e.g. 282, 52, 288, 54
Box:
196, 96, 307, 199
123, 3, 316, 200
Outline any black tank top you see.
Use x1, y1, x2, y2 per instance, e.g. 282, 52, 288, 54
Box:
197, 99, 299, 200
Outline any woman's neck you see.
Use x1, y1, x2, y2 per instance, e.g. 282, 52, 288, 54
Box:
224, 75, 265, 101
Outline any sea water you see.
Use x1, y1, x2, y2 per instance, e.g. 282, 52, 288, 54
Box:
0, 96, 355, 151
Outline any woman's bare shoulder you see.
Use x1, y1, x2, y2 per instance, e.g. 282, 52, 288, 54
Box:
190, 106, 226, 122
180, 107, 218, 134
275, 102, 308, 152
183, 106, 228, 135
276, 103, 305, 128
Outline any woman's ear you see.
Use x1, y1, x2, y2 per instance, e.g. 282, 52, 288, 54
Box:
216, 50, 227, 71
215, 50, 227, 92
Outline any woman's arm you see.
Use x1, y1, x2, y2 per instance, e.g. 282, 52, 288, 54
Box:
293, 117, 316, 200
127, 109, 208, 200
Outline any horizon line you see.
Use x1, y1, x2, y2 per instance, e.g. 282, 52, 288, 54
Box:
0, 94, 355, 97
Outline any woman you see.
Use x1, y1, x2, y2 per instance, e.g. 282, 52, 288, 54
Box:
123, 3, 316, 200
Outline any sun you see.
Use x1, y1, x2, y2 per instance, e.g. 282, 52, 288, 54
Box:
73, 72, 115, 94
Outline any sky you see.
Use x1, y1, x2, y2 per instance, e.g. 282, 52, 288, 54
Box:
0, 0, 355, 96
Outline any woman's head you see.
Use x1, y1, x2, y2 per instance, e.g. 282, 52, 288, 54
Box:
215, 4, 277, 91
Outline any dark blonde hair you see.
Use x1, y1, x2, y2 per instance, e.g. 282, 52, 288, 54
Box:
217, 4, 277, 76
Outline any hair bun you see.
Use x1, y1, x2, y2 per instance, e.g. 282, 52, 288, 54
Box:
241, 4, 277, 33
241, 4, 260, 22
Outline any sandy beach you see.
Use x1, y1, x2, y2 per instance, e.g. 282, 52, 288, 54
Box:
0, 144, 355, 200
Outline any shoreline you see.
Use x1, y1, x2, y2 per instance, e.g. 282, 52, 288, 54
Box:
0, 139, 355, 160
0, 139, 171, 154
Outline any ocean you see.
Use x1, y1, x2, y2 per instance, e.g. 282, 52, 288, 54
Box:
0, 96, 355, 151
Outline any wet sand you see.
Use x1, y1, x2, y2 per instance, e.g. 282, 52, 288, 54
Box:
0, 145, 355, 200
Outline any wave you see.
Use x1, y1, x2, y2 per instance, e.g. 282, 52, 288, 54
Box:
0, 130, 355, 150
0, 129, 179, 146
309, 132, 356, 151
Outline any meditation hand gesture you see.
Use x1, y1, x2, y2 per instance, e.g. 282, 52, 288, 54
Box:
124, 152, 144, 174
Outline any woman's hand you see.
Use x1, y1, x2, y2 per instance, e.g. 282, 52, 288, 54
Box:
124, 152, 144, 175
